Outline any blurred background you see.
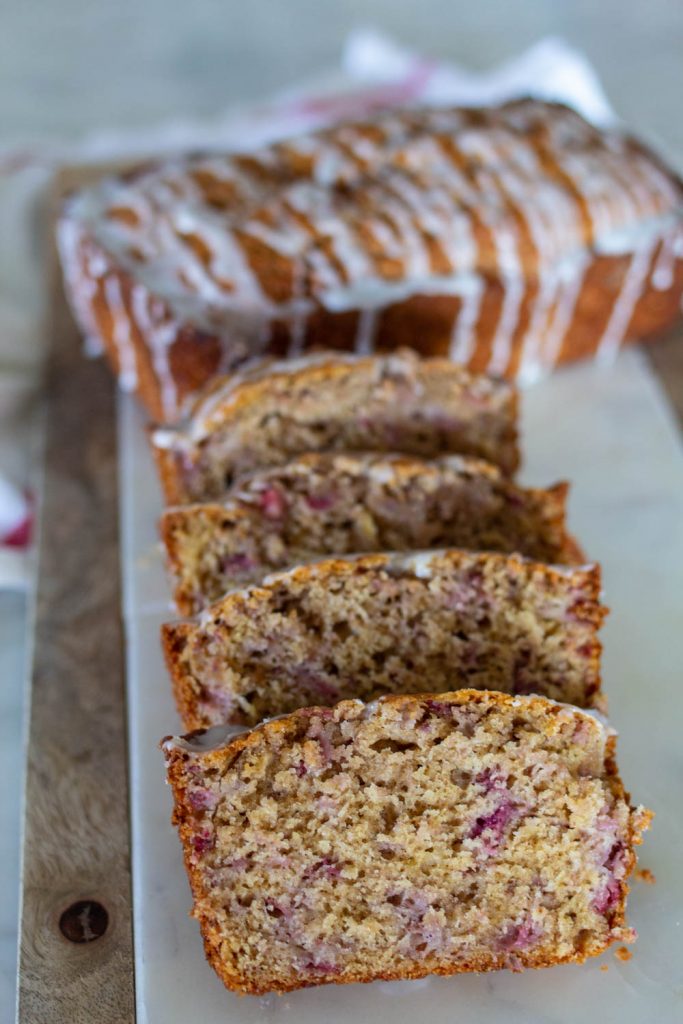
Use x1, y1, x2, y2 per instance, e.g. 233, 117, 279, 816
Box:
2, 0, 683, 163
3, 2, 683, 1018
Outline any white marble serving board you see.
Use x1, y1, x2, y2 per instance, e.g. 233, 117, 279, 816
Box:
119, 346, 683, 1024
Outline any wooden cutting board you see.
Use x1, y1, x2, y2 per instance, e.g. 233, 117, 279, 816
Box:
16, 164, 683, 1023
17, 167, 135, 1024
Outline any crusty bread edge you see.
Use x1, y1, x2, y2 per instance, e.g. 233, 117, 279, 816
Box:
530, 480, 587, 564
161, 621, 206, 731
151, 440, 187, 505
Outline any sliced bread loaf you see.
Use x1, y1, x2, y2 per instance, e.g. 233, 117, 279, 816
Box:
151, 350, 519, 503
162, 550, 605, 728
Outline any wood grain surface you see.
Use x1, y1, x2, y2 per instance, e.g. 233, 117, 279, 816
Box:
17, 171, 135, 1023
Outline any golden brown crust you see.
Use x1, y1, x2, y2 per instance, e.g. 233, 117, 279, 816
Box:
61, 219, 683, 425
158, 506, 187, 604
160, 622, 201, 728
163, 690, 650, 995
562, 531, 588, 564
150, 441, 185, 506
200, 933, 610, 996
173, 549, 604, 621
173, 350, 518, 435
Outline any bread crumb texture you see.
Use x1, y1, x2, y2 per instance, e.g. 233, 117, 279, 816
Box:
155, 351, 519, 501
163, 550, 606, 729
161, 452, 579, 614
163, 691, 649, 995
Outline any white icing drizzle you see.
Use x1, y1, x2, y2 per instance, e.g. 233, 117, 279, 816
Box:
355, 308, 379, 355
596, 239, 659, 363
103, 275, 138, 390
287, 312, 307, 356
594, 210, 678, 255
400, 550, 437, 579
162, 723, 248, 754
454, 130, 526, 375
59, 99, 683, 413
535, 253, 590, 378
55, 217, 104, 353
83, 334, 105, 357
449, 276, 484, 364
516, 271, 560, 382
488, 270, 525, 377
651, 233, 677, 291
130, 285, 179, 419
286, 257, 309, 357
377, 189, 433, 279
320, 270, 483, 314
150, 427, 178, 450
492, 135, 579, 378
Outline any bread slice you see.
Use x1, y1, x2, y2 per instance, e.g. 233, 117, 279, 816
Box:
151, 350, 519, 503
162, 550, 605, 729
162, 690, 650, 995
161, 452, 583, 614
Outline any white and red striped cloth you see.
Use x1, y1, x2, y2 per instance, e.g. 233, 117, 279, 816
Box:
0, 31, 614, 587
